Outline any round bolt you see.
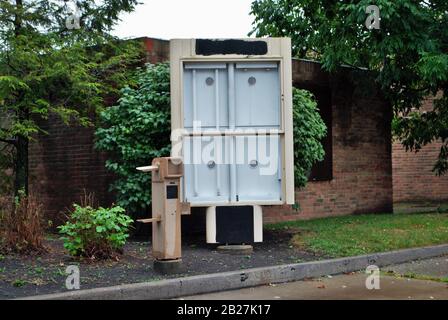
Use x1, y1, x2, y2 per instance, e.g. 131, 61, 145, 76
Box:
248, 76, 256, 85
249, 160, 258, 168
207, 160, 216, 169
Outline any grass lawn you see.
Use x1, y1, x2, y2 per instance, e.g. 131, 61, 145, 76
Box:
266, 212, 448, 258
385, 271, 448, 283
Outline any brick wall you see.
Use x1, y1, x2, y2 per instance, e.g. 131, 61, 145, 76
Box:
392, 95, 448, 203
139, 37, 170, 63
264, 61, 393, 223
29, 114, 115, 225
29, 39, 394, 224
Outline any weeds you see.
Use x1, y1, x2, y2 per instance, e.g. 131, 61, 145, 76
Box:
0, 191, 47, 254
12, 279, 27, 287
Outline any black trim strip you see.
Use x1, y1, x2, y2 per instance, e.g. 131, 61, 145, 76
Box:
195, 39, 268, 56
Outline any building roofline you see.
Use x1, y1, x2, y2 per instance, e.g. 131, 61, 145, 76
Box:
293, 57, 369, 71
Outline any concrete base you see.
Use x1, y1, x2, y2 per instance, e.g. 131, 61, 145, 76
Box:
217, 245, 253, 255
154, 259, 183, 274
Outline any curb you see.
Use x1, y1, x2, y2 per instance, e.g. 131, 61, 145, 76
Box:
20, 244, 448, 300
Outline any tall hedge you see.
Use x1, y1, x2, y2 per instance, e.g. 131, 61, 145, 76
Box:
95, 63, 171, 215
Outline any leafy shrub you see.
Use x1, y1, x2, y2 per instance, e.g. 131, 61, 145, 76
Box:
58, 204, 133, 259
0, 191, 47, 254
95, 63, 171, 215
96, 63, 326, 214
292, 88, 327, 188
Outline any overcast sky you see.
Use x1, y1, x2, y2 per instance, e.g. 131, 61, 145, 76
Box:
112, 0, 255, 40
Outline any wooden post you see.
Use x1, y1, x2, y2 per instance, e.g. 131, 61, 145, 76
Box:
137, 157, 188, 263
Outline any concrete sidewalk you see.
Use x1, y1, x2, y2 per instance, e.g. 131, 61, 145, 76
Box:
180, 256, 448, 300
384, 256, 448, 278
22, 245, 448, 300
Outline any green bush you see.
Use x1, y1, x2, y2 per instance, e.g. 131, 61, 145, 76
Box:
96, 63, 326, 214
58, 204, 133, 259
95, 63, 171, 215
292, 88, 327, 188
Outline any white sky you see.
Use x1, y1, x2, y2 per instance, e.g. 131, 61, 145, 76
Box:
112, 0, 255, 40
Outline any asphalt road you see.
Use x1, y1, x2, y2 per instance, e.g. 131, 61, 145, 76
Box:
179, 256, 448, 300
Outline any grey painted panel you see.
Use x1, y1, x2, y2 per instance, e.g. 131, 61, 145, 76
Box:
183, 136, 230, 202
185, 62, 227, 69
183, 67, 229, 129
235, 63, 280, 128
182, 62, 282, 204
235, 135, 281, 201
235, 62, 278, 69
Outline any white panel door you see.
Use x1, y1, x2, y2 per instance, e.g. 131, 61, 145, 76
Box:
234, 135, 282, 202
182, 62, 282, 205
183, 136, 230, 204
235, 62, 280, 129
183, 63, 229, 130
